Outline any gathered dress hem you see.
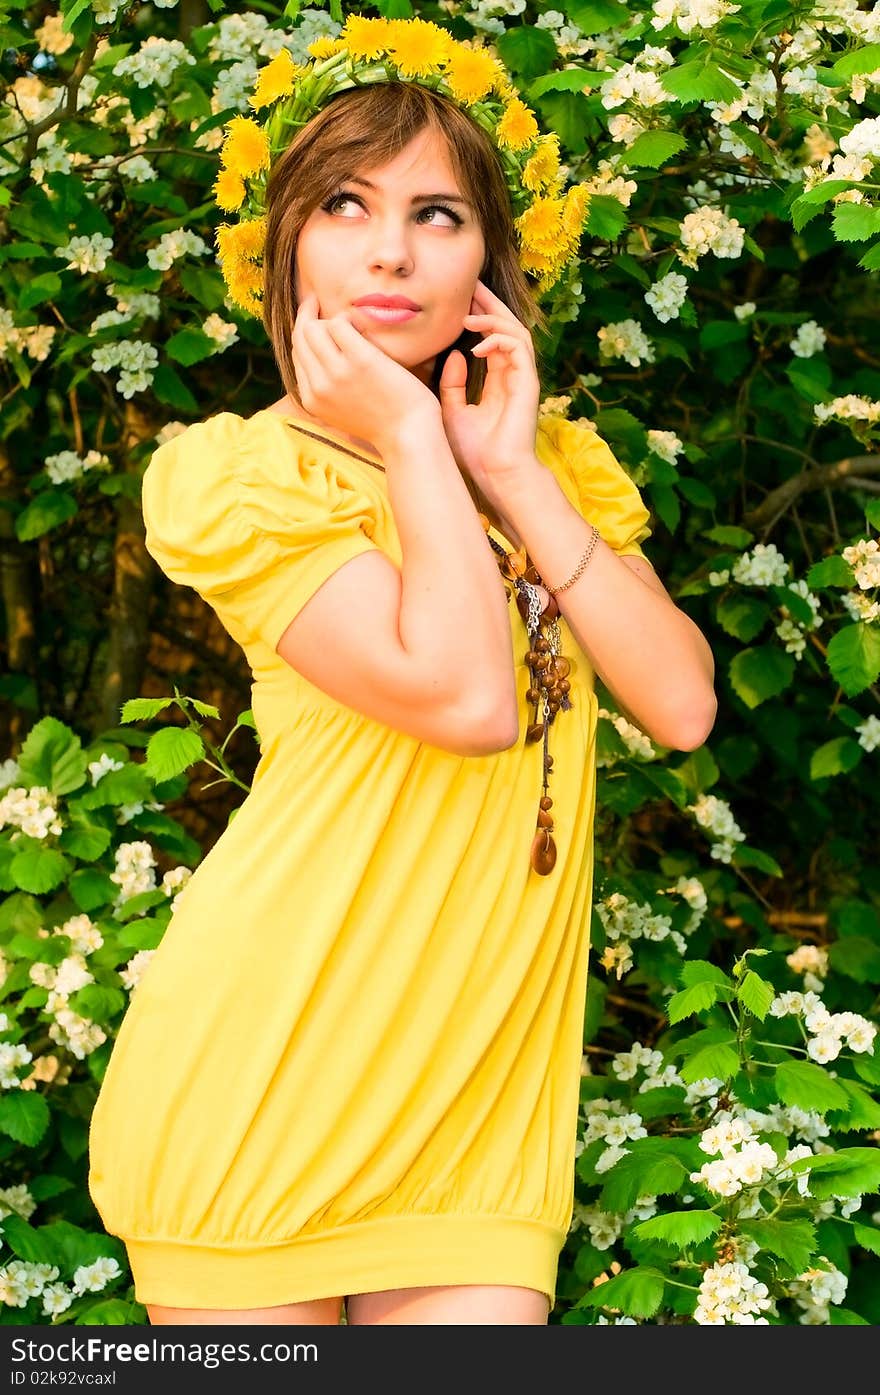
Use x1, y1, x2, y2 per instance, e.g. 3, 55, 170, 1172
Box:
124, 1212, 565, 1309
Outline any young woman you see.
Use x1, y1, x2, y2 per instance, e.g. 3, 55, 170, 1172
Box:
88, 27, 717, 1328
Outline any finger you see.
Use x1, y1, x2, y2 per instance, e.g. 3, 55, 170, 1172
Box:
438, 348, 468, 412
290, 325, 328, 404
471, 279, 515, 317
470, 332, 523, 359
300, 314, 347, 369
463, 312, 533, 347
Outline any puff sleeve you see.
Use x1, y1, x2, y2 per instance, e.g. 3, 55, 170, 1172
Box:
141, 411, 383, 652
538, 414, 653, 561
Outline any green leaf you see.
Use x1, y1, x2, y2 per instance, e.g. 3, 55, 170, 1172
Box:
826, 1078, 880, 1131
737, 970, 775, 1021
17, 715, 88, 795
78, 763, 153, 810
828, 935, 880, 983
578, 1266, 666, 1318
807, 555, 855, 589
661, 61, 742, 104
667, 981, 728, 1025
632, 1210, 721, 1249
680, 1042, 739, 1084
568, 0, 630, 32
732, 845, 784, 877
178, 264, 227, 311
832, 203, 880, 244
496, 26, 558, 81
0, 1213, 58, 1265
68, 867, 117, 913
152, 362, 199, 413
164, 328, 218, 367
10, 846, 71, 894
18, 272, 62, 311
827, 622, 880, 697
680, 961, 735, 990
528, 68, 597, 97
729, 644, 795, 708
583, 192, 629, 239
810, 737, 863, 780
830, 43, 880, 79
851, 1221, 880, 1256
62, 0, 92, 32
624, 131, 687, 169
738, 1218, 816, 1274
858, 240, 880, 272
775, 1060, 850, 1113
791, 1148, 880, 1200
599, 1140, 693, 1212
0, 1090, 50, 1145
16, 489, 78, 542
145, 727, 205, 782
699, 320, 750, 351
705, 525, 754, 548
715, 593, 771, 642
58, 820, 112, 862
119, 696, 176, 723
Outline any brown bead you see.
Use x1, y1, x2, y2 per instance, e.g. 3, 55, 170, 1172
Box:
540, 796, 553, 810
544, 754, 554, 770
509, 548, 528, 576
553, 656, 570, 678
526, 687, 541, 703
525, 650, 538, 666
530, 828, 557, 875
558, 678, 570, 695
535, 637, 550, 653
526, 721, 545, 743
533, 654, 549, 672
537, 808, 554, 829
542, 594, 559, 621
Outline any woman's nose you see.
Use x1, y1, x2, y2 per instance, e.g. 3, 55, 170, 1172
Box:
367, 218, 415, 275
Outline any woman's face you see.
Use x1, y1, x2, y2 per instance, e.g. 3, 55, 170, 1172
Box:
294, 127, 487, 385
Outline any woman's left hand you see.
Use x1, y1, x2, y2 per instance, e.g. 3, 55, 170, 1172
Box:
438, 279, 540, 511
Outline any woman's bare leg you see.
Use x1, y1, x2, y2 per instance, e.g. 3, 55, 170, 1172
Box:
346, 1284, 549, 1326
146, 1297, 343, 1325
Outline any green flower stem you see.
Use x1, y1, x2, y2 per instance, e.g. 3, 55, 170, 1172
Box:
176, 702, 252, 795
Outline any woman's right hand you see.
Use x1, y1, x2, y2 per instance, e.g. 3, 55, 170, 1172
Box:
290, 293, 441, 455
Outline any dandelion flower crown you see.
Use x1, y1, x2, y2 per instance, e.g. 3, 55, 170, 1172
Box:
213, 14, 591, 318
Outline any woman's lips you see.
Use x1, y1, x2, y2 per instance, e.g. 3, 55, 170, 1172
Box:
355, 305, 420, 325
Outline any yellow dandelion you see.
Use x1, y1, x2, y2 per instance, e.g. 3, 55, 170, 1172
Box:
495, 97, 539, 152
220, 116, 270, 180
522, 134, 561, 193
213, 167, 246, 212
216, 217, 266, 266
443, 43, 504, 104
562, 183, 591, 237
519, 246, 557, 277
226, 260, 264, 314
341, 15, 393, 62
307, 36, 345, 61
249, 48, 298, 111
387, 17, 451, 77
516, 196, 566, 255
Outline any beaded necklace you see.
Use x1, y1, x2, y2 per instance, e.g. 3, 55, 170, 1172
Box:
479, 516, 572, 877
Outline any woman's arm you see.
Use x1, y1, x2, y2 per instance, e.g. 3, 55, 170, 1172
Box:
499, 462, 717, 752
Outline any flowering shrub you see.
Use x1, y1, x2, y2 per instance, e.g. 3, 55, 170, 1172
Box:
1, 0, 879, 1325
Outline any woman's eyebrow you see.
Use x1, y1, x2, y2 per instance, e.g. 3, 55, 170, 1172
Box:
346, 174, 472, 208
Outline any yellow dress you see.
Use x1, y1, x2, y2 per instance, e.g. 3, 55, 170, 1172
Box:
87, 407, 652, 1310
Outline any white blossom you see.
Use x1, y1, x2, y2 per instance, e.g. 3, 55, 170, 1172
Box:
856, 715, 880, 752
56, 233, 113, 275
645, 271, 689, 322
597, 319, 655, 367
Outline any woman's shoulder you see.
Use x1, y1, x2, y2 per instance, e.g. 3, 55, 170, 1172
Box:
535, 412, 653, 557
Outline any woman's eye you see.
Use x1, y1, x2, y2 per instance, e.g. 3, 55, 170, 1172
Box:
417, 204, 463, 228
324, 193, 363, 218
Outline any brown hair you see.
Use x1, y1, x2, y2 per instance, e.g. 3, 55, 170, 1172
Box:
262, 81, 546, 408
